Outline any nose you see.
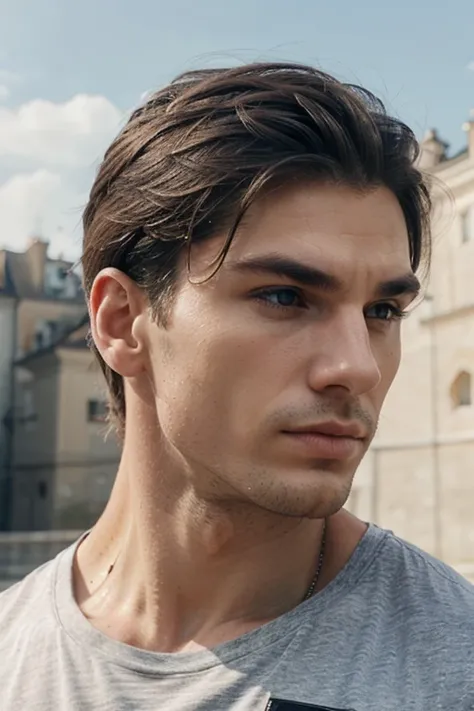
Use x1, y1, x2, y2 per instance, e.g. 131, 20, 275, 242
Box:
307, 308, 382, 396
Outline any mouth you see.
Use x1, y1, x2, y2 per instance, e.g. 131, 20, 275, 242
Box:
281, 421, 367, 461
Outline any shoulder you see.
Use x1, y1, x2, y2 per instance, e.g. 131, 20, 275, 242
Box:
371, 525, 474, 623
378, 526, 474, 593
0, 556, 58, 643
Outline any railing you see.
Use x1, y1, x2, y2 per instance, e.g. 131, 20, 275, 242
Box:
0, 530, 82, 591
0, 531, 472, 593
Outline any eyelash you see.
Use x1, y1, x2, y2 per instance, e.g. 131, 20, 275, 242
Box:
253, 287, 306, 310
253, 287, 409, 322
367, 303, 408, 322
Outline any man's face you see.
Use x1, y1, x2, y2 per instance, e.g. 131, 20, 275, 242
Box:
144, 183, 419, 518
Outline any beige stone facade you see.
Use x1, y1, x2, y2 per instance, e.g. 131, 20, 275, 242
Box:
349, 122, 474, 581
0, 238, 119, 530
12, 335, 119, 530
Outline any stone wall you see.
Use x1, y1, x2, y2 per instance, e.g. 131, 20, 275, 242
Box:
0, 530, 80, 590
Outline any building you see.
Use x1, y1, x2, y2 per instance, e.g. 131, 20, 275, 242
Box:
11, 316, 119, 530
350, 118, 474, 581
0, 238, 119, 530
0, 289, 17, 528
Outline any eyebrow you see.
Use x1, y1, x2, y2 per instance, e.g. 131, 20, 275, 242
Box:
226, 254, 421, 299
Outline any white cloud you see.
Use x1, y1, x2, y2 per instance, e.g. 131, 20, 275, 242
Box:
0, 94, 123, 167
0, 70, 20, 101
0, 68, 19, 102
0, 91, 126, 257
0, 91, 124, 256
0, 170, 85, 258
467, 61, 474, 72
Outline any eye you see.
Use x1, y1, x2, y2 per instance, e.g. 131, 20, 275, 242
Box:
366, 302, 407, 322
254, 287, 306, 310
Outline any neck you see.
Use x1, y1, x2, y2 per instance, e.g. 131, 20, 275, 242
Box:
73, 424, 362, 653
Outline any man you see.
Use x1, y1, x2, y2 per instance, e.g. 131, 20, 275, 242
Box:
0, 62, 473, 711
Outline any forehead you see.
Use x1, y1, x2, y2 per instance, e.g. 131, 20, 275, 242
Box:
192, 182, 412, 284
229, 182, 411, 275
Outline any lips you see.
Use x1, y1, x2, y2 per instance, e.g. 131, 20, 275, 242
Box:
281, 421, 366, 460
283, 421, 367, 440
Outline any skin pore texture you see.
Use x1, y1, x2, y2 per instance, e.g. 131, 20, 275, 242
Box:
74, 182, 420, 654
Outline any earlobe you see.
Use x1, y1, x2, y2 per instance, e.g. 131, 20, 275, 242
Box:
89, 268, 147, 378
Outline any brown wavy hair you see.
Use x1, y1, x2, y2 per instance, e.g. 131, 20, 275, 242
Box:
82, 62, 432, 437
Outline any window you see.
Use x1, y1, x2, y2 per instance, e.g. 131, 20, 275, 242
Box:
44, 262, 81, 300
87, 399, 108, 423
22, 390, 37, 428
35, 331, 44, 350
34, 320, 57, 350
451, 371, 472, 408
23, 390, 34, 415
461, 207, 473, 244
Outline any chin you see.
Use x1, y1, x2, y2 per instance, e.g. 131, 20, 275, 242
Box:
244, 467, 354, 520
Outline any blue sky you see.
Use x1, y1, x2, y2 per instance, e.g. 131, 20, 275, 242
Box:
0, 0, 473, 257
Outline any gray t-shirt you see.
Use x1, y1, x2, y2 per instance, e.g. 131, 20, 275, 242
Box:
0, 524, 473, 710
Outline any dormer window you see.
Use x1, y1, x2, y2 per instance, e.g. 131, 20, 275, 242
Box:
44, 262, 79, 299
34, 320, 57, 350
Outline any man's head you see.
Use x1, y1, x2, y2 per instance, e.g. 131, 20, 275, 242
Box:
83, 62, 431, 518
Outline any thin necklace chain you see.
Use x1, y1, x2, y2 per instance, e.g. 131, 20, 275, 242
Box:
302, 518, 328, 602
106, 519, 328, 602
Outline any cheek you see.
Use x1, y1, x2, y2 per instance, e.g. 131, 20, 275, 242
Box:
151, 326, 249, 442
152, 316, 293, 458
376, 339, 402, 400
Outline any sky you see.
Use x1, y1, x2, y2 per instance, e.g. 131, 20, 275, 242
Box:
0, 0, 473, 259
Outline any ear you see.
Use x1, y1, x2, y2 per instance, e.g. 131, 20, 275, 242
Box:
89, 268, 148, 378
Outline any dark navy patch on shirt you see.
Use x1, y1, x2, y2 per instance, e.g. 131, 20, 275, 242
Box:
266, 699, 354, 711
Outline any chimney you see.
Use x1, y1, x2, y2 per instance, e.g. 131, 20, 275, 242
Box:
26, 238, 49, 293
462, 111, 474, 159
418, 129, 448, 170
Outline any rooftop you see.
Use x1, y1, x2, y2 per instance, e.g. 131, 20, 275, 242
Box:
0, 238, 84, 302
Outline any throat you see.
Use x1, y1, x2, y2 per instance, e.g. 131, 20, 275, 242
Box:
73, 481, 331, 654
